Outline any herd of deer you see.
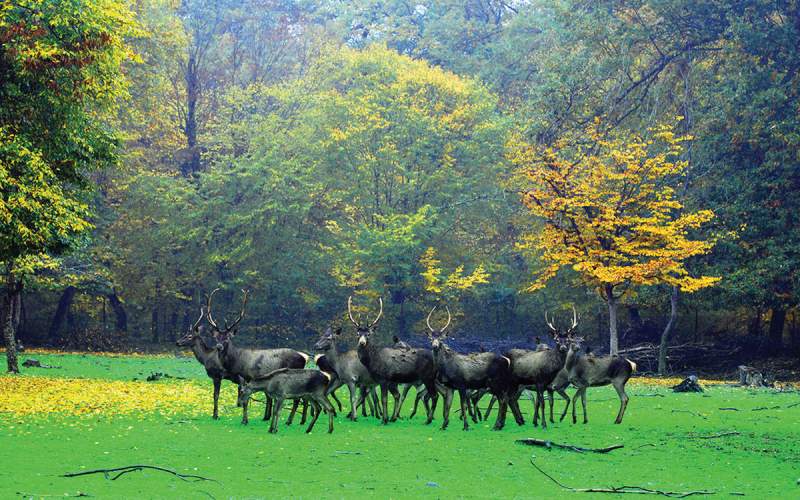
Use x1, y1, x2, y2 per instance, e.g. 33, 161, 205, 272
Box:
176, 290, 637, 434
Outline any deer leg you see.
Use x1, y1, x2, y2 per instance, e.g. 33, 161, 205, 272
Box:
347, 382, 358, 421
390, 385, 402, 421
538, 389, 547, 429
305, 400, 322, 433
396, 383, 414, 417
558, 388, 571, 422
532, 390, 539, 426
269, 396, 284, 433
424, 382, 440, 424
409, 388, 423, 418
441, 387, 453, 430
324, 396, 335, 433
370, 387, 380, 418
380, 385, 389, 425
286, 399, 300, 425
241, 395, 250, 425
459, 389, 471, 431
485, 395, 496, 420
300, 399, 310, 424
547, 388, 554, 423
212, 377, 221, 420
613, 380, 629, 424
493, 395, 507, 430
329, 388, 343, 413
508, 388, 525, 426
580, 387, 588, 424
263, 395, 272, 421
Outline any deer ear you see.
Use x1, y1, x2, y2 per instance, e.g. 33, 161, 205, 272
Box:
334, 327, 342, 336
323, 326, 332, 336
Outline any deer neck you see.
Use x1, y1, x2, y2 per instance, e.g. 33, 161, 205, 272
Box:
190, 336, 215, 365
565, 348, 580, 371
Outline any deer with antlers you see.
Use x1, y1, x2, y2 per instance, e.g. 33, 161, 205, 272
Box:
208, 288, 310, 424
425, 306, 512, 431
495, 307, 576, 430
176, 307, 235, 419
349, 296, 439, 424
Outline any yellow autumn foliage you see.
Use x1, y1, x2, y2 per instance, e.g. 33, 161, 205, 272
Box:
0, 375, 215, 418
508, 120, 719, 295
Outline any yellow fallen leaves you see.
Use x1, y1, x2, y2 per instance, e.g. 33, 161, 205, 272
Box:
1, 348, 179, 358
0, 375, 216, 418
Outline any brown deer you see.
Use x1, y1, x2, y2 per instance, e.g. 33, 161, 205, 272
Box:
175, 307, 234, 419
565, 335, 636, 424
237, 369, 335, 433
209, 289, 309, 424
425, 305, 512, 430
350, 296, 439, 424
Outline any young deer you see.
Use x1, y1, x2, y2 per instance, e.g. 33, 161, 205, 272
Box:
313, 353, 343, 413
350, 296, 439, 425
237, 369, 335, 433
175, 307, 234, 419
425, 306, 512, 431
565, 336, 636, 424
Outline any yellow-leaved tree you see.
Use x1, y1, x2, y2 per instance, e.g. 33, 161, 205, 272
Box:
508, 121, 718, 354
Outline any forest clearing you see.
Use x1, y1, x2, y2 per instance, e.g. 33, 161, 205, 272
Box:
1, 351, 798, 498
3, 0, 800, 498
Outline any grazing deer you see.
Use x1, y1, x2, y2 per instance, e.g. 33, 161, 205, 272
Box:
425, 306, 512, 431
237, 370, 335, 433
496, 308, 575, 430
350, 296, 439, 424
209, 289, 309, 424
175, 307, 234, 419
565, 336, 636, 424
313, 326, 380, 421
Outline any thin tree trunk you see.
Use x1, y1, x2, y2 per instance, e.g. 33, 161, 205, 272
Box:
606, 284, 618, 355
49, 286, 77, 341
106, 291, 127, 333
3, 268, 21, 373
658, 286, 679, 375
768, 306, 786, 352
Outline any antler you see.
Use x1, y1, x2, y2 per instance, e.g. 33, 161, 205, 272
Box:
226, 289, 249, 332
544, 310, 557, 332
207, 288, 221, 331
426, 305, 438, 334
427, 305, 452, 335
192, 307, 205, 332
369, 297, 383, 328
347, 295, 359, 327
567, 305, 578, 334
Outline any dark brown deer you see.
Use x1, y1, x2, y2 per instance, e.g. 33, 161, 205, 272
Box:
496, 308, 575, 430
313, 353, 343, 413
565, 335, 636, 424
175, 307, 234, 419
350, 296, 439, 424
425, 306, 512, 431
209, 289, 309, 424
313, 326, 380, 421
237, 369, 335, 433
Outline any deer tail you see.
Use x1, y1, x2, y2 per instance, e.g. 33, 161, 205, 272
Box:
255, 367, 290, 381
298, 351, 310, 364
627, 359, 637, 373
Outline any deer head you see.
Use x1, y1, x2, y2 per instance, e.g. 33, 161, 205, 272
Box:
544, 305, 579, 351
208, 288, 249, 346
314, 326, 342, 351
425, 305, 452, 350
348, 295, 383, 347
176, 307, 205, 347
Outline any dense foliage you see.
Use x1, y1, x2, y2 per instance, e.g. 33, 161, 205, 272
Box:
3, 0, 799, 365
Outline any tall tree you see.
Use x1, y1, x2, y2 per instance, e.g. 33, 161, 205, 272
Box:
0, 0, 138, 371
509, 121, 718, 354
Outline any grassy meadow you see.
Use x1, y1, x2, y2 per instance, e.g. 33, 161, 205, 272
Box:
1, 350, 798, 499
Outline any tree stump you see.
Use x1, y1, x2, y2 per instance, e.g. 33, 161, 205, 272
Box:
738, 365, 773, 387
672, 375, 703, 392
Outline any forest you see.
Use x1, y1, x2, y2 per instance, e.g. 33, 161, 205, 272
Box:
3, 0, 800, 372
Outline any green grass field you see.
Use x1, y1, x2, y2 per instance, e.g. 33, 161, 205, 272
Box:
1, 351, 798, 499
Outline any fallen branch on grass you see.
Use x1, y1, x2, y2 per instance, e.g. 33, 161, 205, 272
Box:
718, 407, 739, 411
62, 465, 217, 483
671, 409, 707, 420
516, 439, 623, 453
686, 432, 740, 440
529, 458, 714, 497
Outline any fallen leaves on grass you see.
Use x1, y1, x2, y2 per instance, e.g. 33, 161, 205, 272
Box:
0, 375, 214, 418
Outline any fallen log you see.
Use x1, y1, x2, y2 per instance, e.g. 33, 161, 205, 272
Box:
516, 439, 623, 453
62, 465, 216, 483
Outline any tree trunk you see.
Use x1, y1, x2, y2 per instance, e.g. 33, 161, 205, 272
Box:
768, 306, 786, 352
48, 286, 77, 341
605, 284, 619, 355
658, 286, 679, 375
106, 291, 127, 333
3, 270, 21, 373
182, 53, 201, 176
